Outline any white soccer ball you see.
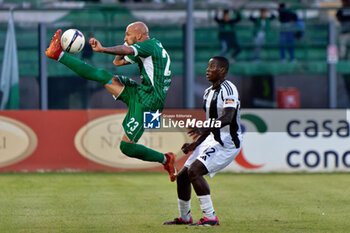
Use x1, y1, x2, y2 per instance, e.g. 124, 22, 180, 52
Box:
61, 29, 85, 54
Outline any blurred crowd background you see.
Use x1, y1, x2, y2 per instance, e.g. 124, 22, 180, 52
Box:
0, 0, 350, 110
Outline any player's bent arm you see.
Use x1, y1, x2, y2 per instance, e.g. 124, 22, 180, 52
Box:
113, 55, 131, 66
182, 107, 236, 154
89, 38, 134, 55
192, 107, 235, 135
182, 108, 235, 152
215, 107, 235, 128
102, 45, 134, 56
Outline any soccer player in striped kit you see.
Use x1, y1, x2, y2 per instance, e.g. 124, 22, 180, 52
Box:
163, 56, 242, 226
45, 22, 176, 181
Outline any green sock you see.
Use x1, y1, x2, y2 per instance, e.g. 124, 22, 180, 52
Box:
120, 141, 165, 164
59, 53, 114, 85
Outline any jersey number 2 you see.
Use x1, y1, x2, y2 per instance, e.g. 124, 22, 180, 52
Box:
200, 147, 216, 161
162, 49, 171, 76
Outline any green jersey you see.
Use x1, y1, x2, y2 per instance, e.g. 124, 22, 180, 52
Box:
124, 38, 172, 110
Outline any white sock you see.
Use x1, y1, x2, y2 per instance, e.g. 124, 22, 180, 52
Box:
197, 195, 216, 219
162, 155, 167, 165
178, 199, 191, 221
58, 51, 64, 61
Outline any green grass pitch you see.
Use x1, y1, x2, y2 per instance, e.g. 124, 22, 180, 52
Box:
0, 172, 349, 233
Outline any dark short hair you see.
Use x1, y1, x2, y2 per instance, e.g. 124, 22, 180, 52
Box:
212, 56, 229, 74
223, 9, 229, 14
342, 0, 350, 6
291, 13, 298, 21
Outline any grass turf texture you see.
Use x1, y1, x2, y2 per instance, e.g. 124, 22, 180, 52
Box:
0, 173, 349, 233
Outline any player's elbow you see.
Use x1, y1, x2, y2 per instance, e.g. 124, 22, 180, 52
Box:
121, 45, 135, 55
187, 166, 202, 183
220, 108, 235, 125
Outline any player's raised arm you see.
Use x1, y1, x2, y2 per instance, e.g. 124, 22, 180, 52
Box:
89, 38, 134, 55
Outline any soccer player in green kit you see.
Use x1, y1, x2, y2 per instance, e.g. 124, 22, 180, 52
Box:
46, 21, 177, 181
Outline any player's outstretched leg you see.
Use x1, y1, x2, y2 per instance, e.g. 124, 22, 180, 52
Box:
45, 29, 114, 86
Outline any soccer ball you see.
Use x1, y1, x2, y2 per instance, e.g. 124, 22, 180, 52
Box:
61, 29, 85, 54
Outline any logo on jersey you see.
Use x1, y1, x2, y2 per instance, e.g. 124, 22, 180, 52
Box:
144, 110, 161, 129
225, 99, 235, 104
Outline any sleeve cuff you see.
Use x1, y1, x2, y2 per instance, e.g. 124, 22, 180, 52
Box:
124, 56, 134, 64
130, 45, 138, 56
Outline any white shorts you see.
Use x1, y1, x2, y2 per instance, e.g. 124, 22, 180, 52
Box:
184, 134, 241, 177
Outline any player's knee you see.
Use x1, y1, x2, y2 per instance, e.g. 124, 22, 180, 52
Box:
112, 75, 123, 85
119, 141, 137, 158
177, 167, 189, 184
95, 68, 114, 85
187, 166, 201, 182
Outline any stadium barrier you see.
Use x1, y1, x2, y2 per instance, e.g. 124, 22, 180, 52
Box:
0, 109, 349, 173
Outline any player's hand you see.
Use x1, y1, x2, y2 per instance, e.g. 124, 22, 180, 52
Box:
188, 127, 208, 138
89, 38, 104, 53
181, 142, 198, 154
113, 55, 123, 66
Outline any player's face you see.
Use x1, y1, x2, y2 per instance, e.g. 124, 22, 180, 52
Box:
124, 26, 139, 45
223, 12, 230, 21
206, 59, 220, 82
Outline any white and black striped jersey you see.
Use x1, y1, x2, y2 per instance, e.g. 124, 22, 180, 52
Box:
203, 80, 242, 148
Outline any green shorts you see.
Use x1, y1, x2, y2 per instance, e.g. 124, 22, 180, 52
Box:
116, 76, 163, 143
